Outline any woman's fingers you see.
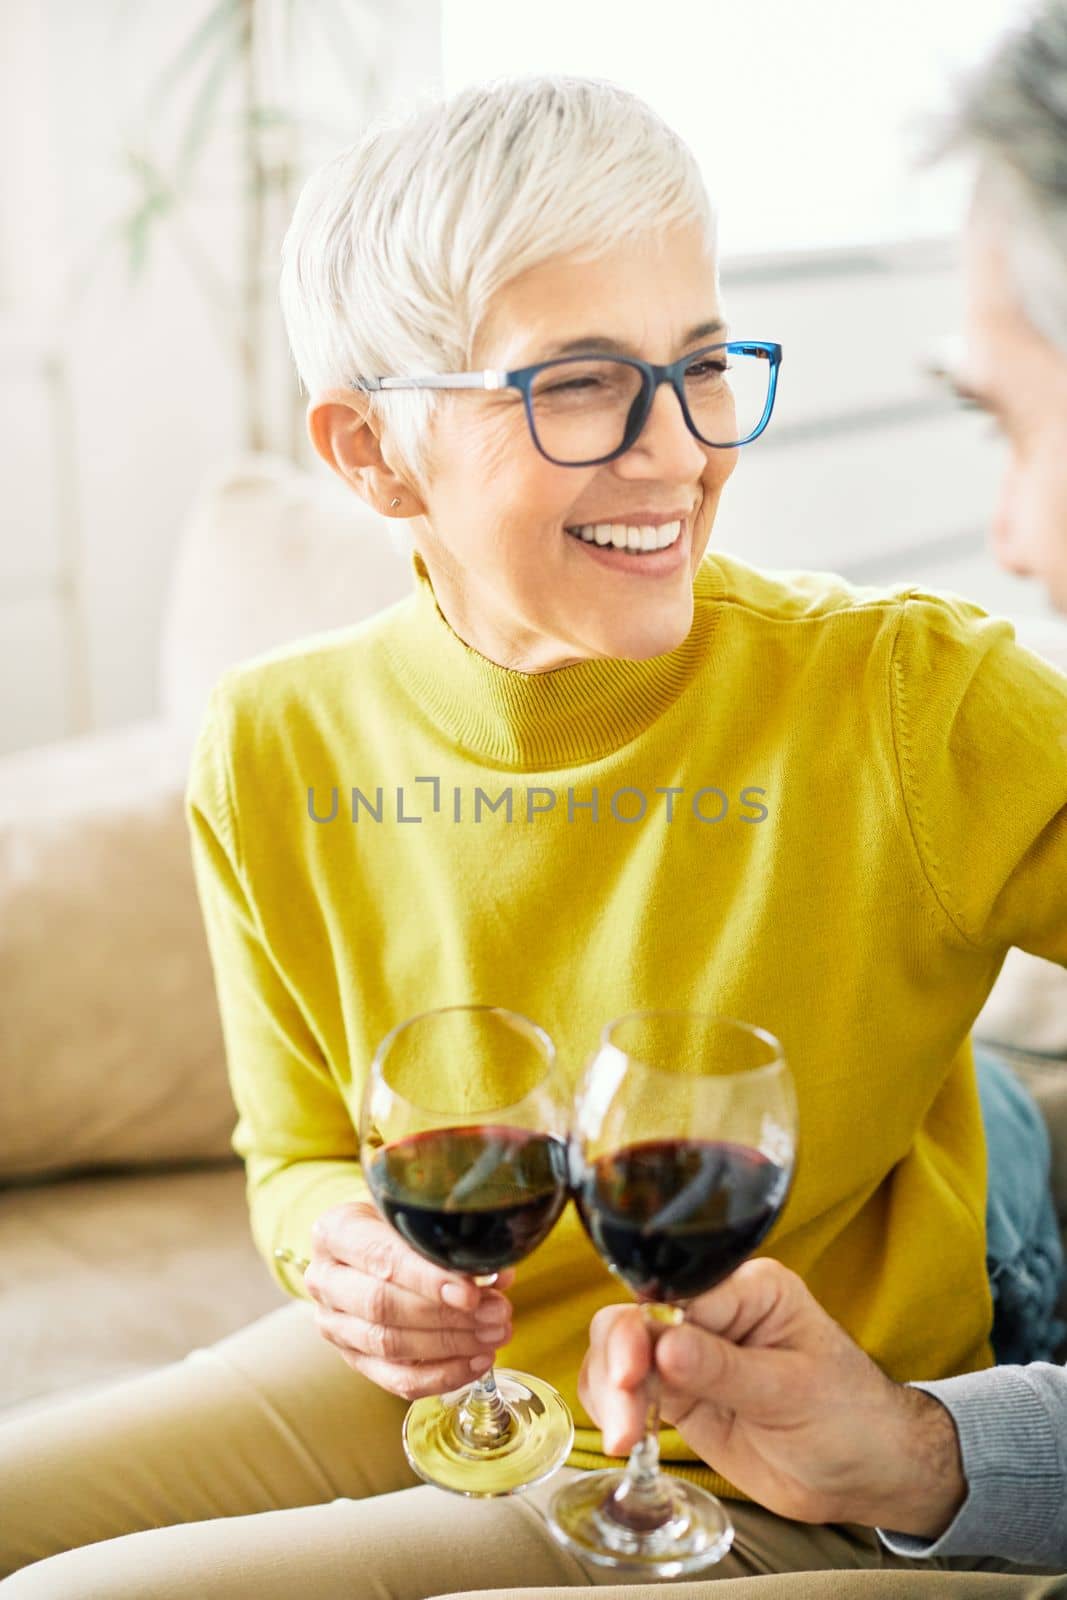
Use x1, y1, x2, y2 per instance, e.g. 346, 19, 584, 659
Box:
311, 1203, 482, 1312
307, 1203, 522, 1402
304, 1256, 512, 1335
313, 1302, 511, 1365
338, 1349, 497, 1402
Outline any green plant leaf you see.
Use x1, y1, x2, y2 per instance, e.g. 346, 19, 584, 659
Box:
245, 105, 299, 130
122, 146, 164, 189
140, 0, 243, 117
120, 190, 174, 282
120, 145, 174, 208
176, 12, 245, 183
114, 142, 179, 281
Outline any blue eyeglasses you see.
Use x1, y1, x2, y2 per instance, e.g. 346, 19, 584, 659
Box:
354, 339, 783, 467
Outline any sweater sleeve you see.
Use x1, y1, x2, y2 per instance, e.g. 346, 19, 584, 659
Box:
184, 679, 370, 1300
890, 594, 1067, 964
878, 1365, 1067, 1563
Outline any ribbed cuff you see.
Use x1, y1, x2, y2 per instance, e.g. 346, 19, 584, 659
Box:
877, 1369, 1063, 1563
247, 1157, 371, 1300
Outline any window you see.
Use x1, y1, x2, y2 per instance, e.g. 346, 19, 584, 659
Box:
442, 0, 1028, 254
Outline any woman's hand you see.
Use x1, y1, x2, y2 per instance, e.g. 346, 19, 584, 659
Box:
304, 1200, 515, 1400
579, 1257, 966, 1535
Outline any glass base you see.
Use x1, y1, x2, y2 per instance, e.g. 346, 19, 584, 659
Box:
546, 1467, 735, 1576
402, 1368, 574, 1497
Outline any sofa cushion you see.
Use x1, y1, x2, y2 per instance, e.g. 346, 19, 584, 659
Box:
0, 719, 238, 1179
159, 451, 414, 761
0, 1164, 282, 1417
976, 949, 1067, 1058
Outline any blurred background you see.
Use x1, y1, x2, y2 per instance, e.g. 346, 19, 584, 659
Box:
0, 0, 1051, 755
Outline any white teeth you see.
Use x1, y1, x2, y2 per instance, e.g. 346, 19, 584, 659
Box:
566, 518, 683, 552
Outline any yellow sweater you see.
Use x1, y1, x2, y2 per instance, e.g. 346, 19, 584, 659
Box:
185, 544, 1067, 1500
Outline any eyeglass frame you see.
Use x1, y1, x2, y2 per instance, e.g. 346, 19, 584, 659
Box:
352, 338, 784, 467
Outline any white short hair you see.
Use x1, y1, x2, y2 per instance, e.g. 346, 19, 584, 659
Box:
279, 74, 716, 493
933, 0, 1067, 353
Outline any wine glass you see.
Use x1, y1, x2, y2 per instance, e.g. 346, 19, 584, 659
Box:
358, 1002, 575, 1496
546, 1009, 797, 1576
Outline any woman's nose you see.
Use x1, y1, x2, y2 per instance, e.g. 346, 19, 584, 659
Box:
628, 380, 710, 473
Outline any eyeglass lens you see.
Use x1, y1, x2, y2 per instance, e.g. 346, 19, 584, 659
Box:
527, 346, 771, 463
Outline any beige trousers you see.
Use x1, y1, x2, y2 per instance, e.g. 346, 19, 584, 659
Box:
0, 1299, 1062, 1599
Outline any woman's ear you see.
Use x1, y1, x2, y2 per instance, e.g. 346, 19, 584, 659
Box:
306, 389, 379, 478
306, 390, 417, 516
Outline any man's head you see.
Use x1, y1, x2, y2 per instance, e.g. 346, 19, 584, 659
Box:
938, 1, 1067, 613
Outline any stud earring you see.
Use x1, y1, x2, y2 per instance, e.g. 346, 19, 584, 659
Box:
390, 496, 401, 508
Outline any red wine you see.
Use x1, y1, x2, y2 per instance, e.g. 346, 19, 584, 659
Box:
574, 1138, 789, 1302
366, 1124, 569, 1274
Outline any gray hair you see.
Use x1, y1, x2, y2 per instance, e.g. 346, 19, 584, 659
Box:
933, 0, 1067, 352
279, 74, 716, 495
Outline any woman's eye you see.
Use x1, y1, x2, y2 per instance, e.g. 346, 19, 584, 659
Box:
685, 360, 727, 379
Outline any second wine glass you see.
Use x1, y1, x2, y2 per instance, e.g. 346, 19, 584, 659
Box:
358, 1002, 574, 1496
547, 1009, 797, 1576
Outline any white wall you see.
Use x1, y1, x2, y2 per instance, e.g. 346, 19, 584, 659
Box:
0, 0, 443, 752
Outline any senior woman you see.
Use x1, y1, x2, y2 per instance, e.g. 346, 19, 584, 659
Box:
2, 73, 1067, 1600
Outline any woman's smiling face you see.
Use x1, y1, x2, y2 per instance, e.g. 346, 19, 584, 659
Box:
314, 219, 738, 672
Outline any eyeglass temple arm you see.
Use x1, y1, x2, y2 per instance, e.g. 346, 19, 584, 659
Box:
356, 371, 508, 392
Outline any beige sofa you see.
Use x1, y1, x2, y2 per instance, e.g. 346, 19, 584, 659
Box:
2, 452, 1066, 1429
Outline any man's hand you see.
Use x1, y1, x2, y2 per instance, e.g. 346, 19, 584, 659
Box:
304, 1201, 515, 1400
579, 1257, 967, 1536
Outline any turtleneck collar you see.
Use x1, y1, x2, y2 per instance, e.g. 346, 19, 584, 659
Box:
380, 546, 726, 771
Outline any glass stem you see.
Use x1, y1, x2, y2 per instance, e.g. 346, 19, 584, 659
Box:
455, 1273, 513, 1447
603, 1302, 684, 1532
629, 1363, 664, 1484
456, 1363, 514, 1446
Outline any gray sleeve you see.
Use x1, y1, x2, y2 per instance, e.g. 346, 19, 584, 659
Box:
876, 1365, 1067, 1565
